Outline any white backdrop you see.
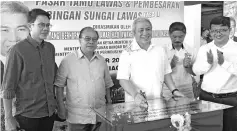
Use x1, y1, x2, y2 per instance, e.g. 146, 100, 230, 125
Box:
23, 1, 184, 87
224, 1, 237, 36
23, 1, 184, 66
184, 4, 201, 82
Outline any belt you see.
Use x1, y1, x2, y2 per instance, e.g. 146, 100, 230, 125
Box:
202, 90, 237, 98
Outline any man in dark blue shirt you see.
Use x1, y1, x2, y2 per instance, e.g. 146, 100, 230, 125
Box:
2, 8, 58, 131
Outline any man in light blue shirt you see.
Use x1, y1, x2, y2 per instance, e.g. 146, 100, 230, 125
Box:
54, 27, 113, 131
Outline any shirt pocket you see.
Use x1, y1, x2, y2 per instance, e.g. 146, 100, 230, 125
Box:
93, 68, 106, 96
26, 71, 39, 86
45, 57, 55, 84
67, 76, 86, 104
67, 76, 79, 96
17, 82, 38, 101
93, 66, 104, 80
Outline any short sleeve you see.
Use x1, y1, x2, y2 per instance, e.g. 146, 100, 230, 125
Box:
162, 48, 172, 75
117, 50, 131, 80
54, 58, 68, 88
103, 61, 114, 88
192, 45, 212, 75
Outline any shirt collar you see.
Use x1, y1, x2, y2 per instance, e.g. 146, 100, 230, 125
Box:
209, 39, 234, 50
27, 35, 45, 49
76, 48, 99, 60
172, 48, 184, 52
129, 38, 155, 51
221, 39, 234, 49
170, 43, 186, 51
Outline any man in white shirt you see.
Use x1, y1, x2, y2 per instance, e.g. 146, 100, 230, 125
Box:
193, 16, 237, 131
162, 22, 196, 99
117, 17, 184, 106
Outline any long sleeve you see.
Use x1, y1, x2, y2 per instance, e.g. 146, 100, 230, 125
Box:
192, 46, 212, 75
1, 47, 23, 99
1, 61, 3, 84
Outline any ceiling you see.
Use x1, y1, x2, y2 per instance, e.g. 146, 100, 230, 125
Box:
184, 1, 223, 6
184, 1, 223, 12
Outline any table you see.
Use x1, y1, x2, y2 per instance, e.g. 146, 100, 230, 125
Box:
93, 97, 232, 131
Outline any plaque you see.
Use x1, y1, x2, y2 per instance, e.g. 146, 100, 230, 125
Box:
93, 97, 232, 126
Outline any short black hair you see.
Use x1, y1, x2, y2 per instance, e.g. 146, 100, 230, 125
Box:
28, 8, 50, 23
210, 16, 230, 28
79, 27, 99, 39
169, 22, 186, 34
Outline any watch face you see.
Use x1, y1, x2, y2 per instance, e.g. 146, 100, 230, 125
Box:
172, 89, 179, 95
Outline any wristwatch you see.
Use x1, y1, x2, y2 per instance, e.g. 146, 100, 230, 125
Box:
172, 89, 179, 95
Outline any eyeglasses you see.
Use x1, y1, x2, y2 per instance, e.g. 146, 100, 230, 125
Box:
81, 36, 98, 42
210, 28, 229, 34
33, 23, 52, 29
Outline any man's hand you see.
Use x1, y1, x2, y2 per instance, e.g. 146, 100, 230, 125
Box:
206, 49, 213, 64
134, 93, 147, 108
95, 100, 106, 109
173, 90, 185, 97
171, 55, 179, 68
57, 105, 67, 120
106, 88, 112, 104
5, 116, 19, 131
107, 98, 112, 104
217, 50, 224, 65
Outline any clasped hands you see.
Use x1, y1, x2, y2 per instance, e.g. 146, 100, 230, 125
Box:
206, 49, 224, 65
171, 53, 192, 68
183, 53, 192, 68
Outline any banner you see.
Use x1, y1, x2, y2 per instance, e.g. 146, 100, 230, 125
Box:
23, 1, 184, 88
224, 1, 237, 36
